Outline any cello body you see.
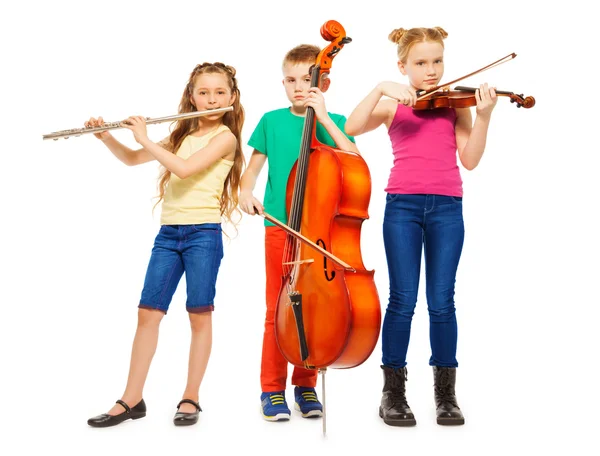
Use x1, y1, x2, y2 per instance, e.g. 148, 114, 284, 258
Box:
274, 143, 381, 369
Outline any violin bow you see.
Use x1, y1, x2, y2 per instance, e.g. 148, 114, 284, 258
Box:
416, 52, 517, 100
258, 211, 356, 272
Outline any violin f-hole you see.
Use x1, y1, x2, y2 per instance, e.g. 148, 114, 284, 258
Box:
316, 239, 335, 282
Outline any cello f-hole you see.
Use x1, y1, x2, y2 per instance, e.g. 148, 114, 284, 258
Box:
316, 239, 336, 282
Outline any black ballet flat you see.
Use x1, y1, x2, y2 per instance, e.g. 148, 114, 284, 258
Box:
87, 399, 147, 428
173, 399, 202, 426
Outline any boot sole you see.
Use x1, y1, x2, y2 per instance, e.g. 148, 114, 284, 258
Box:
379, 407, 416, 426
437, 417, 465, 425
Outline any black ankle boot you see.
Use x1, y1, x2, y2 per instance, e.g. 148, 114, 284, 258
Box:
379, 365, 416, 426
433, 366, 464, 425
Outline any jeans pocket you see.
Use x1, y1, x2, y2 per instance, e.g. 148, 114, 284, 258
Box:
386, 193, 401, 203
450, 196, 463, 204
190, 223, 221, 233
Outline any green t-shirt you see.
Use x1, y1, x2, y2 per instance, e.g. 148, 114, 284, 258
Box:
248, 108, 355, 227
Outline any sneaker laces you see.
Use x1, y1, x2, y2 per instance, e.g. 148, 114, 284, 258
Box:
300, 390, 318, 403
268, 393, 286, 406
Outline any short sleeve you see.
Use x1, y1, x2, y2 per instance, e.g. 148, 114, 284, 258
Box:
248, 114, 267, 155
335, 115, 356, 143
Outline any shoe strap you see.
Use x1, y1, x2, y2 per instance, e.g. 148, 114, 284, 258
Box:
115, 399, 131, 414
177, 399, 202, 412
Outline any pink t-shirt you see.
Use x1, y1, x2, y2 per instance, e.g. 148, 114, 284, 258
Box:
385, 104, 463, 197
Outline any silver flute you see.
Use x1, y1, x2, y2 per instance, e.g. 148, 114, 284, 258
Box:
42, 106, 234, 141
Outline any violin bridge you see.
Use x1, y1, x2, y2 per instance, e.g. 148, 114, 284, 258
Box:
282, 259, 314, 266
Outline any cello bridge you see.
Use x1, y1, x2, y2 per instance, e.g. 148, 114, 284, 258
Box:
282, 259, 314, 266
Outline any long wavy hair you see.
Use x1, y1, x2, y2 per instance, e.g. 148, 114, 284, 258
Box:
155, 62, 245, 226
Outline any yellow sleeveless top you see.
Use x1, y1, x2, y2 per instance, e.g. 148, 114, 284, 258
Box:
160, 125, 234, 225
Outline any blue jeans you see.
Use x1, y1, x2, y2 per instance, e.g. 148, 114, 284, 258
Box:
382, 194, 464, 368
139, 224, 223, 314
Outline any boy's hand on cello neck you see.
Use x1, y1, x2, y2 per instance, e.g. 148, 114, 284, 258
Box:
304, 86, 358, 154
304, 87, 329, 122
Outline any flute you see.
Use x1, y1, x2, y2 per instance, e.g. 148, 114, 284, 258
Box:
42, 106, 234, 141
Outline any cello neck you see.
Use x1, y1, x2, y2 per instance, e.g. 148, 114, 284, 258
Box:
288, 64, 321, 232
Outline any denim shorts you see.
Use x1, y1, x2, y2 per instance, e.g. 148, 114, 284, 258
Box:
139, 224, 223, 314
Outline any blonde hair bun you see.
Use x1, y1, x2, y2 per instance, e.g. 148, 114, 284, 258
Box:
388, 28, 407, 44
434, 27, 448, 39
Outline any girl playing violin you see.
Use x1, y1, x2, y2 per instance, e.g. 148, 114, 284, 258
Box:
345, 27, 498, 426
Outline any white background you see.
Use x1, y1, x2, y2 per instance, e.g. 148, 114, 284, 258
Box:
2, 1, 597, 454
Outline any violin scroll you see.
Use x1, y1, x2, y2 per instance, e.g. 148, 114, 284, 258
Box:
509, 93, 535, 109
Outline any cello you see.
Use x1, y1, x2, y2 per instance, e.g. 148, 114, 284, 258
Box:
272, 20, 381, 434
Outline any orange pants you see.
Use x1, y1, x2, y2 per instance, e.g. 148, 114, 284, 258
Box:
261, 227, 318, 392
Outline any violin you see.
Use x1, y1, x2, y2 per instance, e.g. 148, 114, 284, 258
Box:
413, 53, 535, 110
414, 86, 535, 110
273, 20, 381, 435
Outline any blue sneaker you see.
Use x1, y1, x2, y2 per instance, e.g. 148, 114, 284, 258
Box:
260, 391, 291, 421
294, 386, 323, 418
